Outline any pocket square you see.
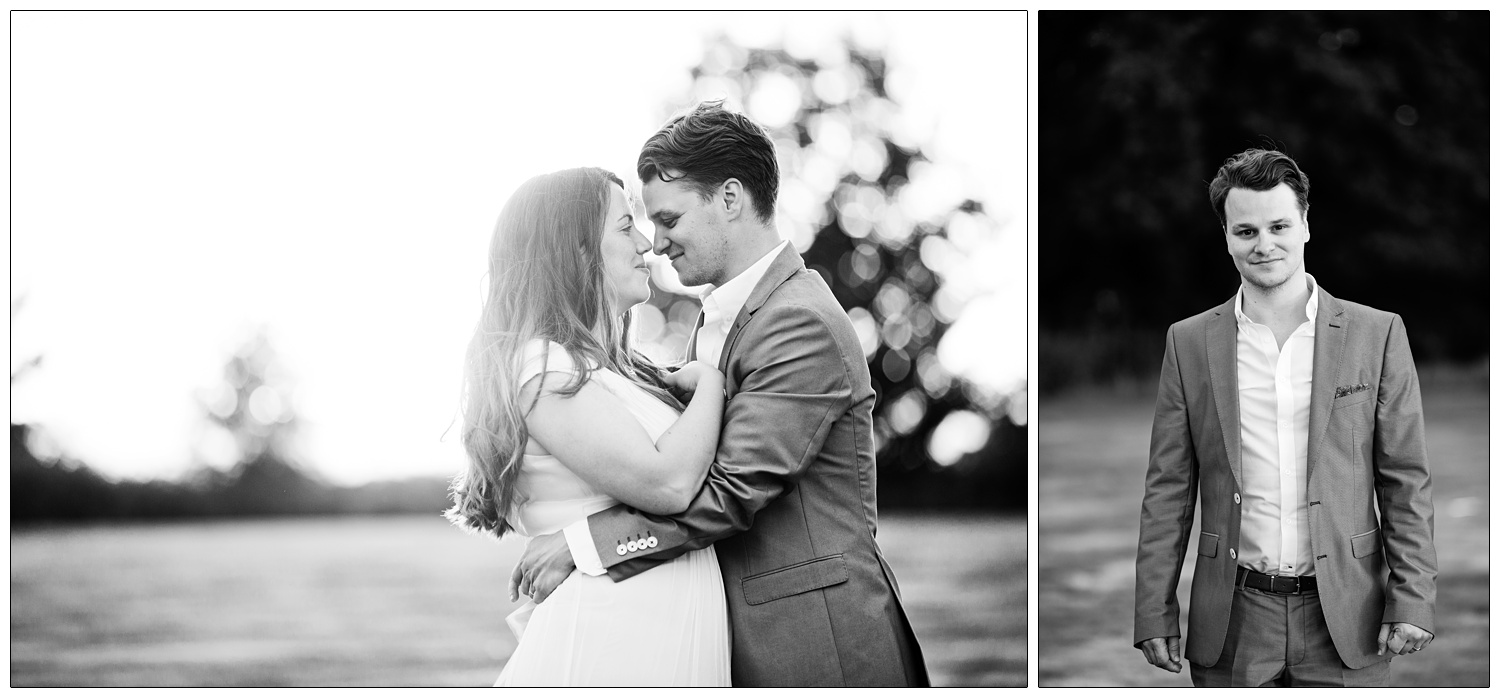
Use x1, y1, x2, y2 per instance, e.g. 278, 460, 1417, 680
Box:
1334, 383, 1371, 399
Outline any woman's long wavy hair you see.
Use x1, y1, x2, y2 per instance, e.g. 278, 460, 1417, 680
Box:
446, 167, 682, 538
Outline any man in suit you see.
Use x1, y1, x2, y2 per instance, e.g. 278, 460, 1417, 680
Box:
1133, 148, 1437, 687
509, 100, 928, 687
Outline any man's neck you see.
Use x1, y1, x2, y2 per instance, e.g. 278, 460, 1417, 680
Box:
1240, 269, 1312, 326
714, 227, 782, 288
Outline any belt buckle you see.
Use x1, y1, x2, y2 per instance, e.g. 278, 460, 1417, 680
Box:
1267, 573, 1299, 595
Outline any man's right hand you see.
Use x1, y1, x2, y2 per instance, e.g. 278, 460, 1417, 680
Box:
1139, 636, 1182, 673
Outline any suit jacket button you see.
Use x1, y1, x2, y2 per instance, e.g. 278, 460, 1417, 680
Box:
646, 536, 658, 548
616, 544, 628, 556
1234, 493, 1241, 504
1230, 548, 1237, 560
626, 540, 640, 552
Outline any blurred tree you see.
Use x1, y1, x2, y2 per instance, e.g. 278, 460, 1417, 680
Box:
636, 33, 1023, 510
193, 330, 332, 515
1039, 11, 1488, 393
10, 295, 44, 385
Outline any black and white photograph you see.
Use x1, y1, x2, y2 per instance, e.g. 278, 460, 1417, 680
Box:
1037, 10, 1488, 687
9, 11, 1026, 687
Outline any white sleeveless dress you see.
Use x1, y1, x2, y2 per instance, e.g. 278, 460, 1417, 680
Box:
494, 340, 729, 687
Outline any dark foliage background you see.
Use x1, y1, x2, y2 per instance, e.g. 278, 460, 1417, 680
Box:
1039, 10, 1488, 393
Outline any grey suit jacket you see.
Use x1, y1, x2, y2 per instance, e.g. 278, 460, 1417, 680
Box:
1134, 287, 1437, 670
584, 245, 928, 687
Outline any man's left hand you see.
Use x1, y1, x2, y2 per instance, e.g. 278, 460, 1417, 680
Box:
509, 530, 576, 605
1377, 622, 1434, 656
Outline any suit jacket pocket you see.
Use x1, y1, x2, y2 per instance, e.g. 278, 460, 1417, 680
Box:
1351, 529, 1381, 559
742, 553, 849, 606
1198, 532, 1220, 558
1333, 390, 1376, 410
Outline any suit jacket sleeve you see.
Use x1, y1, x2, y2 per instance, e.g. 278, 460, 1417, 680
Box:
585, 302, 852, 581
1372, 314, 1438, 633
1134, 324, 1200, 647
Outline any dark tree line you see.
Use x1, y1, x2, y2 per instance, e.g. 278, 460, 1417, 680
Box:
11, 422, 453, 524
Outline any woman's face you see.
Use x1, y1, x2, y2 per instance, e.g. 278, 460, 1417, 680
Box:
600, 184, 653, 310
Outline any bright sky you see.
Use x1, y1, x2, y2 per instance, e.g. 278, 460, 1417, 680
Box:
9, 11, 1026, 485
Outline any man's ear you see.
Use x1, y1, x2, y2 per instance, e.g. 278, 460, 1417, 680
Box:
719, 178, 745, 221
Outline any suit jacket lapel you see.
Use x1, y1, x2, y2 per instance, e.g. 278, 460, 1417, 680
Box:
1307, 288, 1346, 477
1205, 296, 1243, 490
717, 243, 804, 375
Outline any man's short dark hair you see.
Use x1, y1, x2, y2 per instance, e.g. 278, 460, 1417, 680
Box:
1207, 148, 1311, 228
637, 100, 779, 223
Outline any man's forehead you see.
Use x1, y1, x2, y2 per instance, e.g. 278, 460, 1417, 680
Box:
1225, 184, 1301, 219
641, 176, 696, 209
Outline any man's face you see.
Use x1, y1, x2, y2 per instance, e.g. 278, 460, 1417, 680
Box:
1224, 182, 1309, 292
642, 173, 731, 288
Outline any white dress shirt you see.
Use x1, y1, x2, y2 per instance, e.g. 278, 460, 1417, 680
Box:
696, 240, 788, 367
1235, 275, 1319, 577
563, 240, 791, 576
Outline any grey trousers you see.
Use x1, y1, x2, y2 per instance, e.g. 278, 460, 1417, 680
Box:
1190, 586, 1390, 687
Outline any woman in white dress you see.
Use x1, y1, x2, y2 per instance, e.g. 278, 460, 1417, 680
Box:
445, 167, 730, 686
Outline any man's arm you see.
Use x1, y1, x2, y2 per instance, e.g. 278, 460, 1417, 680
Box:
1135, 325, 1200, 669
589, 302, 853, 581
1371, 314, 1438, 636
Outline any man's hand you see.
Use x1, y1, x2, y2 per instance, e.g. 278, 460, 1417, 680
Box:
508, 530, 576, 605
1139, 636, 1182, 673
1377, 622, 1434, 657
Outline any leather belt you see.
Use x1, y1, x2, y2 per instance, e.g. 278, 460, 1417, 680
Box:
1236, 566, 1318, 595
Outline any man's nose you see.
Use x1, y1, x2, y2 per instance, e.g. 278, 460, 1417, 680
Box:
1253, 235, 1277, 255
652, 233, 671, 255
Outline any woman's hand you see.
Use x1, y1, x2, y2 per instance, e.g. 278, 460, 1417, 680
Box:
662, 361, 724, 401
509, 530, 575, 605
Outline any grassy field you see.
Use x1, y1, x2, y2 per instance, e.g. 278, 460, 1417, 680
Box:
1038, 380, 1489, 686
10, 512, 1023, 687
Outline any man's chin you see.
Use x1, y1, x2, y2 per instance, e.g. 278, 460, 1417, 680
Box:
676, 269, 709, 287
1244, 271, 1293, 292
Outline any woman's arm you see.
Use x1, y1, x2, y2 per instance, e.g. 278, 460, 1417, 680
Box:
521, 362, 724, 515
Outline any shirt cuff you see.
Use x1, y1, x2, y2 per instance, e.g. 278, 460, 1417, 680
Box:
563, 519, 606, 576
